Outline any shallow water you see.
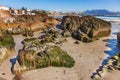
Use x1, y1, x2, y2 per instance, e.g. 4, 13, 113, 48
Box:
91, 23, 120, 78
105, 24, 120, 57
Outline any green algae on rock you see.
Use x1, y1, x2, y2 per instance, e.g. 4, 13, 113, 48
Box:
91, 53, 120, 80
0, 30, 15, 65
17, 46, 75, 69
0, 31, 15, 48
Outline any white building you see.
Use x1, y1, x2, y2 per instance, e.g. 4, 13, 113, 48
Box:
0, 6, 9, 10
26, 8, 31, 15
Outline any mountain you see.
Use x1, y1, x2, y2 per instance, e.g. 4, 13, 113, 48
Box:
84, 9, 120, 16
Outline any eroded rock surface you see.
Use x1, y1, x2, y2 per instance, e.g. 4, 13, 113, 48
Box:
13, 29, 75, 74
0, 29, 15, 65
61, 16, 111, 42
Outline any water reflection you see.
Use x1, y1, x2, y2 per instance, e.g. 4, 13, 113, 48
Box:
104, 39, 120, 57
10, 56, 18, 73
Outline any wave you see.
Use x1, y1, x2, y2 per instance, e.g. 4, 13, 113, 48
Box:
96, 16, 120, 22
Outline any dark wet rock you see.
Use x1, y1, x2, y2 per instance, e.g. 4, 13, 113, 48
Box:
40, 29, 60, 43
61, 15, 111, 42
1, 73, 5, 75
22, 28, 34, 37
0, 30, 15, 48
117, 32, 120, 43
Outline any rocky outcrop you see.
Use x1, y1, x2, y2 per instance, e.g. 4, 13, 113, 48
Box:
117, 32, 120, 43
0, 30, 15, 48
0, 14, 59, 35
13, 29, 74, 73
0, 29, 15, 65
61, 15, 111, 42
17, 46, 75, 70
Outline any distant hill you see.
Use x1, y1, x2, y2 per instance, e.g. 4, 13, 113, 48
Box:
84, 9, 120, 16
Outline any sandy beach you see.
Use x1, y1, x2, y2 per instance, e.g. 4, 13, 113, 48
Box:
0, 23, 120, 80
22, 24, 120, 80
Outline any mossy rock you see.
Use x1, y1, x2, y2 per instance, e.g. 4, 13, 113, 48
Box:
0, 31, 15, 48
18, 49, 36, 67
62, 30, 71, 37
22, 38, 37, 44
36, 46, 75, 68
18, 46, 75, 69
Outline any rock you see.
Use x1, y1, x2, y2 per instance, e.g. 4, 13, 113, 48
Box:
74, 41, 79, 44
0, 29, 15, 65
17, 46, 75, 70
117, 32, 120, 43
13, 74, 26, 80
61, 15, 111, 42
62, 30, 71, 37
40, 29, 60, 43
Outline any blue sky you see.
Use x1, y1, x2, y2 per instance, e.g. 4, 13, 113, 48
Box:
0, 0, 120, 12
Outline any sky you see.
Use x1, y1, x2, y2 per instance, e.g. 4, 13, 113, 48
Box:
0, 0, 120, 12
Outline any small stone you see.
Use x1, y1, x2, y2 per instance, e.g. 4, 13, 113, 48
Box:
74, 41, 79, 44
1, 73, 5, 75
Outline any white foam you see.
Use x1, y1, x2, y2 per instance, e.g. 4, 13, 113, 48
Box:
96, 16, 120, 23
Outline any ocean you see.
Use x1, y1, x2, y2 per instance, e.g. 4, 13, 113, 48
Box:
96, 16, 120, 22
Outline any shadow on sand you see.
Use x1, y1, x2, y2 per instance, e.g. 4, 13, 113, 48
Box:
91, 32, 120, 79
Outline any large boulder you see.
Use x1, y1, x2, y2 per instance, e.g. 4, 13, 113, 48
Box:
61, 16, 111, 42
17, 46, 75, 69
